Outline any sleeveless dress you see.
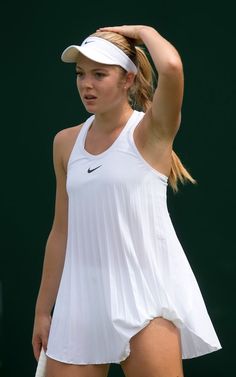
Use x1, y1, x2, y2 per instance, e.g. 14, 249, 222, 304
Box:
46, 110, 221, 364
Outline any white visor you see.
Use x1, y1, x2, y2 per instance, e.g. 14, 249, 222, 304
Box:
61, 36, 138, 74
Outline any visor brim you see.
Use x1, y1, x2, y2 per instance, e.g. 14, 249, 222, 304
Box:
61, 45, 116, 66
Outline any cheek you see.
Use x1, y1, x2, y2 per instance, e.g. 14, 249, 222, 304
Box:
103, 87, 120, 101
76, 78, 81, 90
102, 78, 122, 96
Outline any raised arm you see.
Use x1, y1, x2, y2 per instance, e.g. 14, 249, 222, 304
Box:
32, 130, 69, 361
98, 25, 184, 141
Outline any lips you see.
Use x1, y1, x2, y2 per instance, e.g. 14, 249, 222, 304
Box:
84, 94, 97, 100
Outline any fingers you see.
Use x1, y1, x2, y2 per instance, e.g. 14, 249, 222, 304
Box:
32, 314, 51, 360
42, 336, 48, 353
32, 331, 48, 361
32, 339, 42, 361
97, 26, 121, 29
96, 25, 144, 44
97, 26, 123, 33
97, 26, 134, 40
33, 338, 48, 361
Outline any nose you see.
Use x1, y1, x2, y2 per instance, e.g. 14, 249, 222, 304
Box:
78, 75, 93, 89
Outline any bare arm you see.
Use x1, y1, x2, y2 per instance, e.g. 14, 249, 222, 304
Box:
32, 130, 68, 360
138, 26, 184, 139
98, 25, 184, 140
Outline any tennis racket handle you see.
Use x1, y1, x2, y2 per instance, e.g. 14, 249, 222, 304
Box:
35, 348, 47, 377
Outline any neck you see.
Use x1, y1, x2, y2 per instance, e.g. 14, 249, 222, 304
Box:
92, 104, 134, 134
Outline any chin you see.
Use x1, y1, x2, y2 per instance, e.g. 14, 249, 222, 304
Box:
86, 110, 95, 114
84, 104, 106, 115
83, 103, 97, 113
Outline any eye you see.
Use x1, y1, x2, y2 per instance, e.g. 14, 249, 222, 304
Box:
95, 72, 106, 79
75, 71, 84, 77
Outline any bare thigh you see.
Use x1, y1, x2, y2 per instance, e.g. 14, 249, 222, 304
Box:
120, 317, 184, 377
46, 357, 110, 377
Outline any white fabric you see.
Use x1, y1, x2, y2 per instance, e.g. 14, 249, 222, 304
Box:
46, 110, 221, 364
61, 36, 138, 74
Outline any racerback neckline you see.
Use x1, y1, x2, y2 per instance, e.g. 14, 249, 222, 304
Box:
80, 110, 138, 159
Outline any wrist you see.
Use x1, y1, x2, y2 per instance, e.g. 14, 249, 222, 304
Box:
35, 309, 51, 318
35, 301, 52, 317
138, 26, 159, 43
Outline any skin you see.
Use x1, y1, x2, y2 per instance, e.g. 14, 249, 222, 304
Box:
32, 25, 184, 377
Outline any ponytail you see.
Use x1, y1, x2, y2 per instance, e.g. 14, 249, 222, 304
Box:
170, 151, 196, 192
132, 46, 196, 192
128, 47, 154, 111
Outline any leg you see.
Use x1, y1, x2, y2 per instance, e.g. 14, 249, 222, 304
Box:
120, 317, 184, 377
45, 357, 110, 377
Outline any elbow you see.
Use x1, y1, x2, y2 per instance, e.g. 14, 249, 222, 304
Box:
163, 57, 183, 76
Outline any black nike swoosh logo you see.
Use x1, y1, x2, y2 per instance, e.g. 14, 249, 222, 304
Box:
87, 165, 102, 173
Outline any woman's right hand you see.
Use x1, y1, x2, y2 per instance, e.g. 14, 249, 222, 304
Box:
32, 313, 51, 361
97, 25, 150, 44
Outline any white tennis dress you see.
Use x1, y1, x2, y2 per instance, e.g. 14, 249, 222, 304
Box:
46, 110, 221, 364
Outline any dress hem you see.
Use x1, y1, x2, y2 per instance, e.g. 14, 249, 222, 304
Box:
46, 313, 222, 365
46, 351, 129, 365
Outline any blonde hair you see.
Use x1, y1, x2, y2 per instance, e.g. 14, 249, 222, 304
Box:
92, 31, 196, 192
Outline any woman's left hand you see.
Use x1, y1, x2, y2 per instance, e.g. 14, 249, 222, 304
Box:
97, 25, 151, 44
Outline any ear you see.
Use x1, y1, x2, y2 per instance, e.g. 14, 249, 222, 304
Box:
124, 72, 135, 89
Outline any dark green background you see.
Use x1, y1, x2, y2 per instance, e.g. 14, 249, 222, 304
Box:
1, 1, 235, 376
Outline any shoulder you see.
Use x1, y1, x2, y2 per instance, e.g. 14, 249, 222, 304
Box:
53, 123, 83, 173
53, 123, 83, 146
